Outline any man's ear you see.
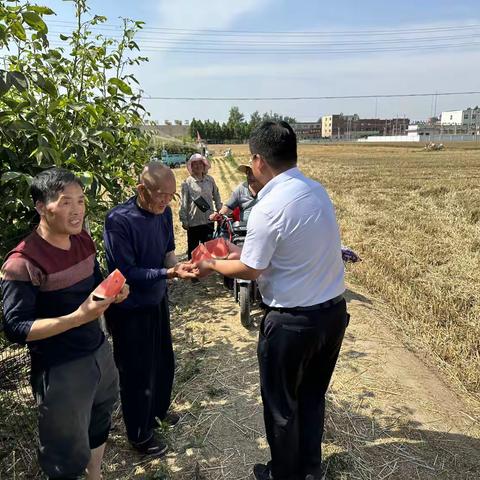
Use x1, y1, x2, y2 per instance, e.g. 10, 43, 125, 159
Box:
35, 201, 45, 216
257, 155, 269, 173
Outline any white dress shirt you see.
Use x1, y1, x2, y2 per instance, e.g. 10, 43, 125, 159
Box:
240, 167, 345, 308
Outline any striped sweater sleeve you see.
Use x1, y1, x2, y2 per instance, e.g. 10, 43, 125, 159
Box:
0, 256, 44, 344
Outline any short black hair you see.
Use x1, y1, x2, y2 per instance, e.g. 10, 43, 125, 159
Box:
30, 168, 84, 204
248, 120, 297, 170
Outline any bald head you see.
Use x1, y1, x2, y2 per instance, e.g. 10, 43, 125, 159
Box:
140, 162, 175, 190
137, 162, 176, 215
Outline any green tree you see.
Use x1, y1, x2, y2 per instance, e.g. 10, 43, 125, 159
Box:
227, 106, 244, 140
0, 0, 152, 257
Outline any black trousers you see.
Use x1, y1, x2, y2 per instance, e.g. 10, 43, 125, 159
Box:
258, 299, 349, 480
31, 341, 118, 479
187, 223, 214, 259
105, 297, 174, 444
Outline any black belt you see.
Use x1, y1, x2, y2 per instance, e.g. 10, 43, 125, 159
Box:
262, 294, 344, 313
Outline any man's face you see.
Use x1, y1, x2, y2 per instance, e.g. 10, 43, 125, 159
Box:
246, 167, 263, 192
138, 175, 176, 215
249, 153, 263, 180
38, 183, 85, 236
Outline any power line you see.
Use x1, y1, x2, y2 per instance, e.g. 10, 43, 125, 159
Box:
45, 39, 480, 55
140, 91, 480, 101
45, 29, 480, 46
46, 20, 480, 37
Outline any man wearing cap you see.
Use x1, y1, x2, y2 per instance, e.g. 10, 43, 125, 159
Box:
180, 153, 222, 259
210, 164, 263, 224
196, 121, 349, 480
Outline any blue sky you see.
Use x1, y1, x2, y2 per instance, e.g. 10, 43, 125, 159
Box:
38, 1, 480, 123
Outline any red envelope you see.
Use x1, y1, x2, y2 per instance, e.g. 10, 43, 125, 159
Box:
93, 269, 126, 299
204, 237, 230, 259
191, 243, 213, 263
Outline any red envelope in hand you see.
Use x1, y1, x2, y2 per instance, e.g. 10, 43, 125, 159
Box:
204, 237, 230, 259
191, 243, 213, 263
93, 269, 126, 299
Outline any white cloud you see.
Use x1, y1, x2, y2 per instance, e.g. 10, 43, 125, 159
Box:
157, 0, 272, 29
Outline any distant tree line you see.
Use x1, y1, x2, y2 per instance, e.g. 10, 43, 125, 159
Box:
189, 106, 296, 143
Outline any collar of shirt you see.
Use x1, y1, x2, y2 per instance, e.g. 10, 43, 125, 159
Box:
257, 166, 301, 201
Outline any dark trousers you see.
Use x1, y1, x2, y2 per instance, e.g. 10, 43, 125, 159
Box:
31, 341, 118, 479
258, 299, 349, 480
105, 297, 174, 444
187, 223, 214, 259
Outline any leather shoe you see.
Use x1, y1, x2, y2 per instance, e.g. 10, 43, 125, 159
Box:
131, 434, 168, 456
253, 464, 272, 480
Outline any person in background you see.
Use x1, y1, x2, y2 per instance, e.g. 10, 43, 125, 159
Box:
103, 162, 197, 457
180, 153, 222, 259
195, 121, 349, 480
0, 167, 128, 480
209, 163, 263, 224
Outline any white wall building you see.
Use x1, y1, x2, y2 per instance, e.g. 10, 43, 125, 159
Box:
441, 107, 480, 127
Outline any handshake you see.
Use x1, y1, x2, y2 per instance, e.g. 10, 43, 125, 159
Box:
171, 238, 241, 280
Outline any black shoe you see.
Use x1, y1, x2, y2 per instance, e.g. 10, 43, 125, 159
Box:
131, 434, 168, 456
163, 411, 181, 427
253, 464, 272, 480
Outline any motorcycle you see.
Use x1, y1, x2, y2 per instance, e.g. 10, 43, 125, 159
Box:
213, 216, 258, 328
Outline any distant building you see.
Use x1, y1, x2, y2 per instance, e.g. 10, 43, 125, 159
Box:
292, 122, 323, 140
440, 107, 480, 130
321, 114, 409, 139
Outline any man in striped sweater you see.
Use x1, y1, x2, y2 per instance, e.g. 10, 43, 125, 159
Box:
0, 168, 128, 480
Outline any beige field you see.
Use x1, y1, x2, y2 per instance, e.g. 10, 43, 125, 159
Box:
213, 142, 480, 397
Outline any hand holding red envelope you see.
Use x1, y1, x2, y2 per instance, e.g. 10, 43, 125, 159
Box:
204, 238, 230, 259
192, 238, 230, 263
191, 238, 238, 278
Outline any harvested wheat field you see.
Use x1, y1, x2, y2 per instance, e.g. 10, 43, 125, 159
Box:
4, 144, 480, 479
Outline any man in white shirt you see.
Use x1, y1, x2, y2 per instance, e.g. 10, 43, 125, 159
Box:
197, 121, 349, 480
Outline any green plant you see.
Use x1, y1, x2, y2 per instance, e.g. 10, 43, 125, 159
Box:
0, 0, 152, 257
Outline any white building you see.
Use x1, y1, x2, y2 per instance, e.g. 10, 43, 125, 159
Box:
440, 107, 480, 128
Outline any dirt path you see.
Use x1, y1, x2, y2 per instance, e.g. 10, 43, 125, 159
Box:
102, 157, 480, 479
103, 276, 480, 479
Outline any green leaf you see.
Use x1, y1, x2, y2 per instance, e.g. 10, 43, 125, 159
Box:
78, 171, 94, 188
8, 71, 28, 92
100, 131, 115, 146
1, 171, 33, 185
9, 119, 36, 131
0, 24, 7, 43
59, 33, 70, 41
85, 104, 98, 120
10, 21, 27, 41
107, 84, 117, 96
34, 74, 58, 97
22, 12, 48, 33
28, 6, 55, 15
108, 77, 133, 95
91, 15, 107, 25
0, 70, 11, 96
128, 40, 140, 51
